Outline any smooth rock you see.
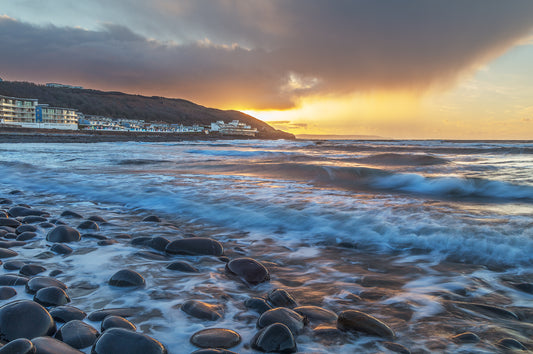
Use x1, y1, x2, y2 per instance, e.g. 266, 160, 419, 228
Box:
32, 336, 83, 354
16, 224, 37, 233
149, 237, 169, 252
87, 216, 106, 223
61, 211, 83, 219
26, 277, 67, 295
453, 301, 518, 320
0, 338, 36, 354
166, 261, 199, 273
0, 274, 28, 286
251, 323, 297, 353
78, 221, 99, 230
50, 244, 73, 255
88, 308, 138, 321
3, 260, 26, 270
0, 286, 16, 300
91, 327, 167, 354
142, 215, 161, 222
337, 310, 395, 339
181, 300, 223, 321
245, 298, 272, 314
451, 331, 480, 344
39, 222, 55, 229
8, 207, 46, 218
191, 350, 238, 354
34, 286, 70, 307
190, 328, 241, 349
113, 233, 131, 239
383, 342, 411, 354
257, 307, 306, 335
495, 338, 526, 350
0, 300, 56, 341
82, 233, 107, 240
225, 258, 269, 285
0, 199, 12, 205
16, 232, 37, 241
101, 316, 136, 332
0, 218, 21, 228
55, 320, 99, 349
0, 249, 18, 259
131, 237, 152, 246
23, 216, 47, 224
0, 240, 26, 248
1, 233, 16, 240
46, 226, 81, 243
294, 306, 338, 323
97, 240, 116, 246
108, 269, 145, 288
165, 238, 223, 256
134, 251, 168, 260
267, 289, 298, 308
20, 264, 47, 276
49, 306, 87, 323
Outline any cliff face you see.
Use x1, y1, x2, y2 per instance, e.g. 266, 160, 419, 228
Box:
0, 81, 294, 139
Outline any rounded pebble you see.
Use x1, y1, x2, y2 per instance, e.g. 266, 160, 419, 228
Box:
32, 336, 83, 354
142, 215, 161, 222
244, 297, 272, 314
108, 269, 145, 288
257, 307, 306, 335
268, 289, 298, 308
166, 261, 199, 273
451, 331, 480, 344
46, 226, 81, 243
49, 306, 87, 323
294, 306, 337, 323
0, 286, 17, 300
0, 338, 36, 354
337, 310, 395, 339
225, 258, 270, 285
181, 300, 223, 321
0, 300, 56, 341
165, 238, 223, 256
16, 224, 37, 233
16, 232, 37, 241
0, 249, 18, 259
26, 277, 67, 294
101, 316, 136, 332
34, 286, 71, 307
50, 244, 73, 255
20, 264, 47, 276
251, 323, 297, 353
77, 220, 99, 230
190, 328, 241, 349
496, 338, 526, 350
55, 320, 99, 349
91, 327, 167, 354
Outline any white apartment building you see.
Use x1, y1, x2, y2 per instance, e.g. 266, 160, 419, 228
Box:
210, 120, 258, 136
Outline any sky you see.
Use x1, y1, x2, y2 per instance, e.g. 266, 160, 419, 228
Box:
1, 0, 533, 139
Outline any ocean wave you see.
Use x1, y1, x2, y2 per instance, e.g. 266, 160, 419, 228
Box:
356, 153, 449, 166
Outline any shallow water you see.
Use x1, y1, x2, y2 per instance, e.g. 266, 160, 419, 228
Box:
0, 139, 532, 353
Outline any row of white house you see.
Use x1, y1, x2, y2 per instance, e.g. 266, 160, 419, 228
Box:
0, 94, 258, 136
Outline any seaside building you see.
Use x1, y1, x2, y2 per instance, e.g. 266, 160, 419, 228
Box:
210, 120, 258, 136
0, 94, 78, 130
46, 83, 84, 89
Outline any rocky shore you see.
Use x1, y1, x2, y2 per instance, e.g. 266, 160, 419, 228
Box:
0, 191, 532, 353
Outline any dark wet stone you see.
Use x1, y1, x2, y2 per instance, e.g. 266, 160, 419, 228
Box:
294, 306, 337, 323
512, 282, 533, 294
0, 229, 6, 237
451, 331, 480, 344
191, 350, 238, 354
20, 264, 47, 276
0, 300, 56, 341
0, 226, 16, 234
149, 237, 169, 252
0, 287, 16, 300
453, 301, 518, 320
49, 270, 63, 277
0, 274, 28, 286
0, 218, 21, 228
101, 316, 136, 332
0, 249, 18, 258
61, 211, 83, 219
190, 328, 241, 349
34, 286, 70, 307
32, 336, 83, 354
0, 338, 36, 354
226, 257, 269, 285
108, 269, 145, 288
39, 222, 55, 229
55, 320, 99, 349
218, 256, 230, 263
35, 251, 56, 260
495, 338, 526, 350
49, 306, 87, 323
165, 238, 223, 256
337, 310, 395, 339
0, 199, 12, 205
181, 300, 223, 321
251, 323, 297, 353
3, 260, 26, 270
1, 233, 16, 240
87, 215, 106, 223
166, 261, 199, 273
26, 277, 67, 295
46, 226, 81, 243
131, 237, 152, 246
16, 224, 37, 234
8, 207, 47, 218
88, 308, 138, 321
312, 324, 344, 337
8, 190, 23, 195
51, 244, 73, 255
50, 219, 67, 225
78, 221, 99, 231
0, 240, 26, 248
113, 233, 131, 239
383, 342, 411, 354
142, 215, 161, 222
97, 240, 116, 246
257, 308, 306, 335
91, 327, 167, 354
23, 216, 47, 224
267, 289, 298, 308
17, 232, 37, 241
134, 251, 168, 260
244, 297, 272, 314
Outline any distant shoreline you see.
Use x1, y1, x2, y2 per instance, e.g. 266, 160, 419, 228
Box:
0, 127, 289, 143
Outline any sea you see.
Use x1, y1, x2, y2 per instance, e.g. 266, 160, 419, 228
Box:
0, 139, 532, 353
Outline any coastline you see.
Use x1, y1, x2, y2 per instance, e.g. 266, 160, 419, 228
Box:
0, 127, 294, 143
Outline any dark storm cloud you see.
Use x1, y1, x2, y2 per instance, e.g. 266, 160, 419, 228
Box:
2, 0, 533, 109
